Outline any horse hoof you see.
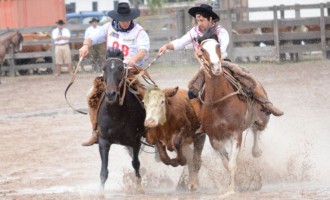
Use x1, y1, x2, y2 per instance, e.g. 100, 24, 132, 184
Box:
188, 176, 199, 191
252, 148, 262, 158
188, 183, 198, 191
98, 188, 105, 199
136, 185, 145, 194
219, 186, 235, 196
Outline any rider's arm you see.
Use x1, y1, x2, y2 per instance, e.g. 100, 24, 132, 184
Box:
79, 23, 108, 58
217, 26, 230, 58
158, 28, 194, 55
127, 30, 150, 67
127, 49, 147, 67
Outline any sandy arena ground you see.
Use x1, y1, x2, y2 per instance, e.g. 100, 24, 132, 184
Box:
1, 57, 330, 199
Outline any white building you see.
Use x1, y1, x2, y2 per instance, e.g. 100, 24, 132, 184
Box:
65, 0, 115, 13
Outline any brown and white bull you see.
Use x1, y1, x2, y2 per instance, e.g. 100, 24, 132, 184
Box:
144, 87, 205, 191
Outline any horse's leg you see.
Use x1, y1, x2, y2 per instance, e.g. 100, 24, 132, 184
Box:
99, 137, 111, 191
251, 125, 262, 158
187, 134, 206, 191
132, 144, 143, 193
225, 137, 241, 195
156, 141, 179, 167
252, 112, 269, 158
210, 138, 230, 171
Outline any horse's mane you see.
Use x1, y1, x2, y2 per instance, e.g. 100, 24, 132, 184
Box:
197, 26, 218, 44
106, 48, 124, 60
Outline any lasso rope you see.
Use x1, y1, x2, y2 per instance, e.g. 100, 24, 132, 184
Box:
64, 57, 88, 115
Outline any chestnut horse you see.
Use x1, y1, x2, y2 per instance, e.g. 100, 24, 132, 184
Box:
97, 49, 145, 193
0, 31, 23, 81
197, 30, 270, 194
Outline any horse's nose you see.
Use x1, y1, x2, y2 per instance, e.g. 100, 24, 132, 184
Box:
212, 63, 222, 75
105, 90, 118, 103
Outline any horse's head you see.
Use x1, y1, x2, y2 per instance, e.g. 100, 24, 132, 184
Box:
11, 31, 24, 52
102, 48, 126, 105
198, 27, 222, 76
144, 86, 179, 127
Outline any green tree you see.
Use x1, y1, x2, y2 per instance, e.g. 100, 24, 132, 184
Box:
148, 0, 163, 11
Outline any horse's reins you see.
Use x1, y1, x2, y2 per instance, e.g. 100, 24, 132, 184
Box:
118, 60, 129, 106
64, 57, 88, 115
128, 53, 163, 87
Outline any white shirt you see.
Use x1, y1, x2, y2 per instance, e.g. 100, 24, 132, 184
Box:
84, 25, 101, 39
52, 27, 71, 45
90, 22, 150, 67
171, 25, 229, 58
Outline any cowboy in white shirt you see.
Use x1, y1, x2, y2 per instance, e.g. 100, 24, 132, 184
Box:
84, 17, 105, 63
79, 0, 150, 146
158, 4, 283, 135
51, 19, 73, 76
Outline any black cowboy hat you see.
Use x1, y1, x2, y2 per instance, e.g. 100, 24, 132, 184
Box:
188, 4, 220, 22
55, 19, 65, 25
89, 17, 100, 23
108, 0, 140, 21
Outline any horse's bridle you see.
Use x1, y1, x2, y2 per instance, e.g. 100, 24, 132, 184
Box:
198, 39, 246, 105
199, 39, 220, 77
104, 57, 129, 106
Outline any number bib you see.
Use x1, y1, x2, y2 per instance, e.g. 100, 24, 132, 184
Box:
106, 24, 143, 60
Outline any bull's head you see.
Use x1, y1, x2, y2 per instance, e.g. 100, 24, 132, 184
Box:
144, 87, 179, 128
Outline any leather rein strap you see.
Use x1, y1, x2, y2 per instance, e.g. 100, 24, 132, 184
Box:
198, 59, 244, 105
64, 57, 88, 115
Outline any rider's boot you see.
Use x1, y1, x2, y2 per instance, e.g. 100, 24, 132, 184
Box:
222, 61, 283, 116
253, 85, 284, 116
82, 106, 99, 146
190, 98, 205, 136
188, 67, 205, 98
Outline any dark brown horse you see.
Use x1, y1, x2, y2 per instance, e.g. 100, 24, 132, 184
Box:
97, 48, 145, 193
197, 30, 270, 194
0, 31, 23, 81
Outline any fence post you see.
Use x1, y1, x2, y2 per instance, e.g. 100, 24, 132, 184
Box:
183, 7, 191, 34
176, 9, 185, 38
226, 9, 234, 60
294, 4, 301, 18
273, 6, 280, 63
8, 45, 16, 77
294, 4, 301, 61
320, 3, 327, 59
51, 38, 56, 74
280, 4, 285, 19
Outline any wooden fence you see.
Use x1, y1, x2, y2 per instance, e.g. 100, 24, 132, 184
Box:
177, 2, 330, 62
1, 14, 178, 76
2, 2, 330, 76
